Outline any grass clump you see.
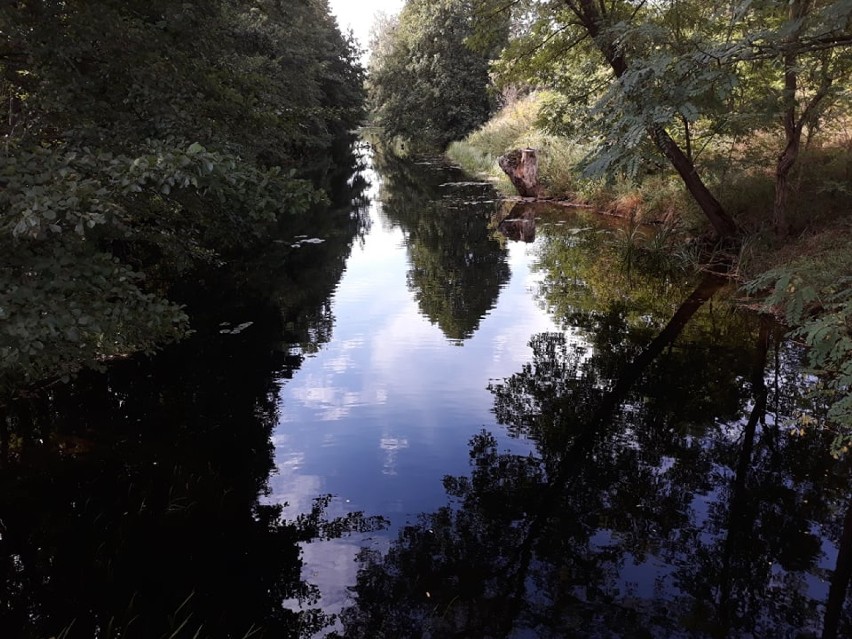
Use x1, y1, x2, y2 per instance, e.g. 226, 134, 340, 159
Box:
448, 92, 598, 199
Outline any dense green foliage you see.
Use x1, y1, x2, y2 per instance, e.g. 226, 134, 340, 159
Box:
367, 0, 504, 149
744, 249, 852, 456
0, 0, 365, 395
481, 0, 852, 236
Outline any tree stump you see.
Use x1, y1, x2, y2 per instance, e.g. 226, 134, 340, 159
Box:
497, 148, 540, 198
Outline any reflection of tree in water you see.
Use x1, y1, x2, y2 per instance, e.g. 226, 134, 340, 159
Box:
2, 335, 327, 638
0, 144, 383, 639
241, 142, 373, 358
531, 216, 713, 337
338, 275, 852, 638
375, 148, 509, 341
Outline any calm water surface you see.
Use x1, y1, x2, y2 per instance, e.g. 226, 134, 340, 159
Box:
269, 150, 561, 613
272, 146, 852, 637
1, 142, 850, 639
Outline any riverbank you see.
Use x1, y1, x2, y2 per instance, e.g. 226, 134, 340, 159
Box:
447, 92, 852, 235
447, 92, 852, 453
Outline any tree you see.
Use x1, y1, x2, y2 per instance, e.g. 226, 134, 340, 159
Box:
482, 0, 852, 238
0, 0, 365, 395
368, 0, 502, 149
748, 0, 852, 237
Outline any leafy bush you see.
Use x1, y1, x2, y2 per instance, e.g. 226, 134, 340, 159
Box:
743, 263, 852, 456
0, 0, 364, 394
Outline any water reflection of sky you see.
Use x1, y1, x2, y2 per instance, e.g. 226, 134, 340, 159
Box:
267, 177, 570, 618
269, 214, 562, 504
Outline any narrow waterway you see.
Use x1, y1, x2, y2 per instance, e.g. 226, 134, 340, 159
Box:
1, 142, 850, 639
268, 147, 563, 616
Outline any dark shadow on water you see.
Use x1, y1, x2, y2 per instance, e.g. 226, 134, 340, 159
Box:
0, 143, 384, 639
492, 201, 537, 243
337, 273, 852, 638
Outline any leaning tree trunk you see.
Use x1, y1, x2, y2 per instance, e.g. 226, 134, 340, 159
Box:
568, 0, 738, 238
774, 0, 806, 240
652, 124, 738, 237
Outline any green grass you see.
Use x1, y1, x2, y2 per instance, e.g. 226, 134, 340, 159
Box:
446, 92, 699, 225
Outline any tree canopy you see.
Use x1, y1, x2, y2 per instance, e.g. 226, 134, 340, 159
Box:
0, 0, 365, 395
367, 0, 506, 149
498, 0, 852, 235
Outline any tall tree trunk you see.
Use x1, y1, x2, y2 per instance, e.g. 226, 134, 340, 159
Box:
774, 131, 798, 240
776, 70, 833, 239
774, 1, 810, 240
567, 0, 738, 238
773, 1, 835, 241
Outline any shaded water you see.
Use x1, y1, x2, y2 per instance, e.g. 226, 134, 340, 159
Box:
1, 143, 850, 638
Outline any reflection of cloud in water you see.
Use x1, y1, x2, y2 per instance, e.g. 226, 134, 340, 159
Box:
294, 533, 393, 637
381, 322, 448, 406
301, 539, 361, 608
290, 375, 337, 405
491, 333, 508, 363
270, 474, 322, 513
370, 309, 443, 381
284, 370, 389, 422
276, 449, 304, 471
267, 447, 340, 515
267, 455, 373, 631
326, 336, 365, 373
380, 437, 409, 476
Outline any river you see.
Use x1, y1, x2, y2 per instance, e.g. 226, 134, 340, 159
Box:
0, 142, 849, 638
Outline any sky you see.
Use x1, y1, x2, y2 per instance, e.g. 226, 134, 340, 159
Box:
328, 0, 405, 58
